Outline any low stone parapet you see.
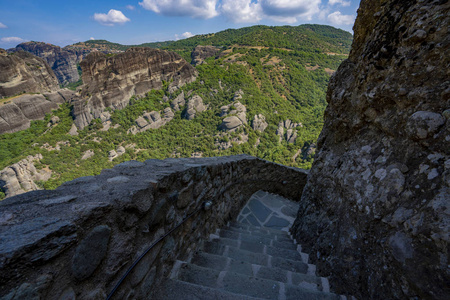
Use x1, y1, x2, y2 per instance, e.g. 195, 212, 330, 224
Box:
0, 155, 307, 299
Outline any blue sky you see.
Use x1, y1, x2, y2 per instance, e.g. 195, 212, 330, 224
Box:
0, 0, 360, 48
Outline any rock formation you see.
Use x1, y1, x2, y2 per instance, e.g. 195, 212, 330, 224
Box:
191, 45, 220, 65
0, 49, 59, 97
128, 107, 175, 135
73, 47, 197, 129
219, 101, 247, 131
0, 94, 59, 134
291, 1, 449, 299
182, 95, 206, 120
0, 154, 51, 198
252, 114, 268, 132
13, 42, 90, 85
276, 120, 302, 143
171, 91, 186, 111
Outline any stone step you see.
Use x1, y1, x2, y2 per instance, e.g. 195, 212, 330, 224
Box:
212, 231, 299, 252
152, 278, 262, 300
191, 252, 324, 291
219, 227, 293, 244
229, 221, 293, 236
177, 263, 339, 300
203, 241, 312, 275
208, 236, 305, 262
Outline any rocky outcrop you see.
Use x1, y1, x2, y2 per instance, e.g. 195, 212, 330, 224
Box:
13, 42, 90, 85
252, 114, 268, 132
276, 120, 302, 143
215, 133, 249, 150
219, 101, 247, 131
182, 95, 206, 120
171, 91, 186, 111
0, 89, 76, 134
0, 154, 51, 198
74, 48, 197, 129
0, 50, 59, 97
0, 155, 308, 299
191, 45, 220, 65
108, 146, 126, 161
291, 1, 450, 299
128, 108, 175, 135
0, 94, 59, 134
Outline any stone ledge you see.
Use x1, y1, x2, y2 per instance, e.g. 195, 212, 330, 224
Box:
0, 155, 307, 299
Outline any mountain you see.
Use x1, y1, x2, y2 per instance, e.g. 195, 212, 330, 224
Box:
12, 42, 87, 85
74, 48, 198, 129
0, 24, 352, 199
0, 49, 59, 97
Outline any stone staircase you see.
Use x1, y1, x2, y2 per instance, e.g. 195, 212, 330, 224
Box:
153, 191, 351, 299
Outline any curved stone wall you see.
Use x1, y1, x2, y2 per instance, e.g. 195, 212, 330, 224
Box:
0, 155, 307, 299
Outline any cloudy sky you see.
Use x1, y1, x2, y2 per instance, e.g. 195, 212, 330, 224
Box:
0, 0, 359, 48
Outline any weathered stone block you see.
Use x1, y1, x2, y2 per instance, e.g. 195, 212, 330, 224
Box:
71, 225, 111, 281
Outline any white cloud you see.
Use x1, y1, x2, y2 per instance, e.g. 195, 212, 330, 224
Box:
139, 0, 219, 19
221, 0, 262, 23
0, 22, 7, 29
93, 9, 130, 26
90, 37, 95, 40
260, 0, 321, 22
126, 5, 136, 10
327, 11, 355, 25
220, 0, 320, 24
175, 32, 195, 40
0, 37, 26, 44
182, 32, 194, 38
328, 0, 351, 7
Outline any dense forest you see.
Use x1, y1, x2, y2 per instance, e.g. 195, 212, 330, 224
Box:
0, 25, 352, 199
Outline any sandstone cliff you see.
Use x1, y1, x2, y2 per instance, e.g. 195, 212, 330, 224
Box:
13, 42, 89, 85
291, 1, 449, 299
74, 47, 197, 129
0, 49, 59, 97
0, 154, 51, 198
0, 90, 77, 134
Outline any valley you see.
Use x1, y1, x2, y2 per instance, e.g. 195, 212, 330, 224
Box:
0, 24, 352, 199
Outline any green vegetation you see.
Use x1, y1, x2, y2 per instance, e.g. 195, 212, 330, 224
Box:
0, 24, 351, 199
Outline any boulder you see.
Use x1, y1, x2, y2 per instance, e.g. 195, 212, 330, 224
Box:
220, 116, 244, 131
68, 124, 78, 136
171, 91, 185, 111
252, 114, 268, 132
183, 95, 206, 120
81, 150, 94, 160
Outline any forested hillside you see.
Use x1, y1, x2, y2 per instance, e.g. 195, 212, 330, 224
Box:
0, 25, 352, 199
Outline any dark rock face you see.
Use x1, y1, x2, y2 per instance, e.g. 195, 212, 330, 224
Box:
13, 42, 90, 85
74, 47, 198, 129
71, 225, 111, 281
191, 45, 220, 65
291, 1, 449, 299
0, 49, 59, 97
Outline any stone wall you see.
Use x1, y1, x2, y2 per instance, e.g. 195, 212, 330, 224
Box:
291, 0, 449, 299
0, 155, 307, 299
